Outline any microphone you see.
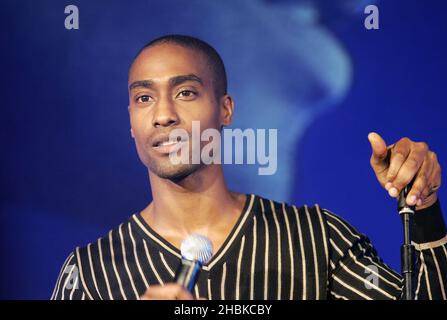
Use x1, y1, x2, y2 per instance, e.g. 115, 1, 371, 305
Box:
398, 179, 416, 300
174, 233, 213, 293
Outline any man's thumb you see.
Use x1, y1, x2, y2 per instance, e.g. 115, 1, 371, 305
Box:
368, 132, 388, 163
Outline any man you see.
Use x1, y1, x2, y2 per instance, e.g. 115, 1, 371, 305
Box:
51, 35, 446, 300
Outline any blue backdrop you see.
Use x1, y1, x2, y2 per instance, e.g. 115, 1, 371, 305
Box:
1, 0, 446, 299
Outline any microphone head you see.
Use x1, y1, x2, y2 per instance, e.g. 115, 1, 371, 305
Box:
180, 233, 213, 264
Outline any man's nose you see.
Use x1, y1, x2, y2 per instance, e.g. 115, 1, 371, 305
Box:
152, 97, 179, 128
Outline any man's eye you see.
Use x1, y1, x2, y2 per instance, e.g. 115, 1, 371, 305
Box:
177, 90, 197, 99
136, 95, 152, 103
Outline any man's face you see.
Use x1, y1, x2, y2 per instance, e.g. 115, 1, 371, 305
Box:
128, 43, 224, 180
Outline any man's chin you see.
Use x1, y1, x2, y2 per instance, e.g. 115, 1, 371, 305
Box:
149, 163, 201, 182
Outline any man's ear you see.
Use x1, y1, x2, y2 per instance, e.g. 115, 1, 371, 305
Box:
128, 105, 135, 139
220, 95, 234, 128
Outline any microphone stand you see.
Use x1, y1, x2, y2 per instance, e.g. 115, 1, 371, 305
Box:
398, 182, 416, 300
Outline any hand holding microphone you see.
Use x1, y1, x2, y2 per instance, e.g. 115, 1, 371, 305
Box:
140, 234, 213, 300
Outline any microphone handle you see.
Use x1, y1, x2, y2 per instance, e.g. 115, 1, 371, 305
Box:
398, 179, 416, 300
174, 259, 202, 293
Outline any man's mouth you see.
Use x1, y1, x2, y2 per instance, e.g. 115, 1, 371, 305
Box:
151, 135, 188, 154
154, 140, 178, 147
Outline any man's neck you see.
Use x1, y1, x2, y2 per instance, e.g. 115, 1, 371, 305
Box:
143, 165, 245, 239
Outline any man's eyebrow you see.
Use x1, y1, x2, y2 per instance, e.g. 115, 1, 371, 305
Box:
128, 80, 154, 90
169, 74, 203, 87
129, 74, 204, 91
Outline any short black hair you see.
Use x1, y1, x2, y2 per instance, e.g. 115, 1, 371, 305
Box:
130, 34, 227, 99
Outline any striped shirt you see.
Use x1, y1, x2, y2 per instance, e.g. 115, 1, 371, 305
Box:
51, 194, 447, 300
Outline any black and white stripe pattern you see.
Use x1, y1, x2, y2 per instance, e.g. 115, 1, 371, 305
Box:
51, 194, 447, 300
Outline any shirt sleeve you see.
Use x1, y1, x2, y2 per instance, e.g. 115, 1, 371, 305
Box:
50, 251, 87, 300
410, 199, 447, 299
322, 200, 447, 300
